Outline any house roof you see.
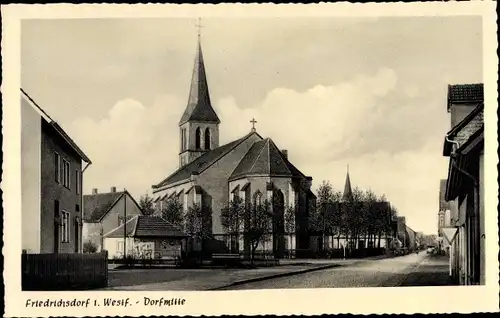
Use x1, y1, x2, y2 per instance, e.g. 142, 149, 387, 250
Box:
104, 215, 187, 238
229, 138, 305, 180
153, 131, 261, 189
83, 190, 142, 222
447, 83, 484, 111
179, 39, 220, 126
444, 126, 484, 201
21, 88, 92, 164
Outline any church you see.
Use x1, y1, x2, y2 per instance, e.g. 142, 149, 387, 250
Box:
151, 34, 316, 257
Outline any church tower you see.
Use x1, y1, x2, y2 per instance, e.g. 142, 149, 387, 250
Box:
342, 165, 353, 202
178, 26, 220, 167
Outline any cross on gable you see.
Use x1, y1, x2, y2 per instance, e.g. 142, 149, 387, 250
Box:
250, 118, 258, 132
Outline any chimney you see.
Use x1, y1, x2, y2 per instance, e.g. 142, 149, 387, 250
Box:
281, 149, 288, 160
92, 188, 98, 194
110, 186, 116, 193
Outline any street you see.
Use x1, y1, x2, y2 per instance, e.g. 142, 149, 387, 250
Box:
219, 253, 453, 290
105, 253, 452, 291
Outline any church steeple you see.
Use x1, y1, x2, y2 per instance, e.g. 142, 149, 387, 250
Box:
342, 165, 353, 202
178, 21, 220, 168
179, 28, 220, 126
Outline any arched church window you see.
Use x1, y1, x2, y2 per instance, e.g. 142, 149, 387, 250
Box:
181, 128, 187, 152
195, 127, 201, 149
205, 128, 211, 150
253, 191, 263, 207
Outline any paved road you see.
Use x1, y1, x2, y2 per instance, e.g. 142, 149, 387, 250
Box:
220, 253, 453, 290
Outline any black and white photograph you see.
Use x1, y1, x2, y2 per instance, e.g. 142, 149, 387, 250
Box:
2, 2, 498, 317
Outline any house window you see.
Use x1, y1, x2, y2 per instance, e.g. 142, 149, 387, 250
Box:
76, 170, 80, 194
61, 211, 70, 243
204, 128, 211, 150
54, 152, 60, 183
61, 159, 70, 188
117, 240, 124, 253
195, 127, 201, 149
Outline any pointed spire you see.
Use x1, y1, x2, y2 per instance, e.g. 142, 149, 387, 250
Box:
342, 165, 353, 202
179, 21, 220, 126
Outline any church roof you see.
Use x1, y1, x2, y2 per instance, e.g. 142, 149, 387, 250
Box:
229, 138, 305, 180
179, 39, 220, 126
153, 131, 261, 189
342, 169, 353, 201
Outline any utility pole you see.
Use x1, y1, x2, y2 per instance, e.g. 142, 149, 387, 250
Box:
123, 188, 127, 260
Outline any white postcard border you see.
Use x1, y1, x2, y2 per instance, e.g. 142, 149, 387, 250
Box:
2, 2, 498, 317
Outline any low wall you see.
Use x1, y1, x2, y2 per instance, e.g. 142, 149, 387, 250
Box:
22, 251, 108, 290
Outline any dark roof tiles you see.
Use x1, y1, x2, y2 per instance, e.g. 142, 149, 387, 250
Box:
154, 132, 255, 188
447, 83, 484, 110
134, 216, 186, 238
83, 191, 125, 222
179, 40, 220, 125
229, 138, 304, 180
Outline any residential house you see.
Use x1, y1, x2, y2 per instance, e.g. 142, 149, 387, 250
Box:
103, 215, 188, 259
21, 88, 92, 254
443, 83, 484, 285
82, 187, 143, 251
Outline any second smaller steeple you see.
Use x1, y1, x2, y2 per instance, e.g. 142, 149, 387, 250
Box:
342, 164, 353, 202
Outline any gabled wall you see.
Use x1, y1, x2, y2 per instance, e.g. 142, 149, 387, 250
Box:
83, 194, 142, 251
21, 96, 42, 253
101, 194, 142, 235
198, 133, 262, 234
40, 120, 83, 253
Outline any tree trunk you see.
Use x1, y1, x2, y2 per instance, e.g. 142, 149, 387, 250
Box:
377, 232, 382, 248
251, 243, 258, 265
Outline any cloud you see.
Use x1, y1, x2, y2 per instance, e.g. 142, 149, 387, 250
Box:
69, 94, 184, 197
216, 67, 399, 163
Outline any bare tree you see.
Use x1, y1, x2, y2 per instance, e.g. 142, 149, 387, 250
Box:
220, 196, 245, 253
283, 205, 296, 256
221, 199, 273, 264
247, 200, 273, 263
139, 194, 155, 216
161, 197, 184, 228
185, 202, 212, 254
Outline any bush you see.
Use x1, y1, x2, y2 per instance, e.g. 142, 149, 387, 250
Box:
83, 241, 98, 253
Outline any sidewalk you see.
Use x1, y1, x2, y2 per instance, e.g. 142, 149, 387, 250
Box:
104, 255, 390, 291
398, 254, 454, 286
104, 263, 338, 291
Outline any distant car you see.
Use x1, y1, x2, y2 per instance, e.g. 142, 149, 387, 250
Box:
426, 246, 435, 254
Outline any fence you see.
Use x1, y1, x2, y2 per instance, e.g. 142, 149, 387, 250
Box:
291, 247, 387, 259
22, 251, 108, 290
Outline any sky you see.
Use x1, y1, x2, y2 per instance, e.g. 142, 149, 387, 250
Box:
21, 16, 483, 235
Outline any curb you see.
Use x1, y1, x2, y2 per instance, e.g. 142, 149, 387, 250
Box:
209, 264, 341, 290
